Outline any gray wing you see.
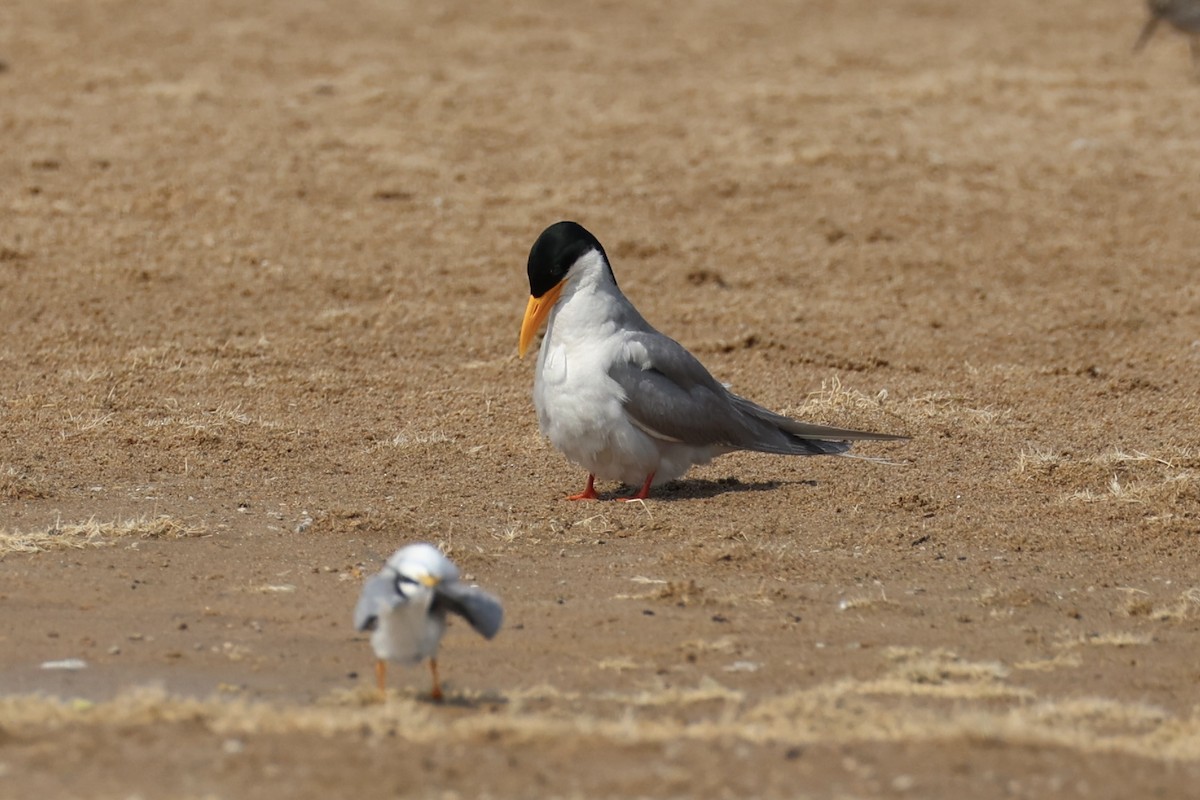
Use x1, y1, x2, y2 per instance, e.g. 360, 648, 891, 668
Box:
433, 582, 504, 640
610, 331, 906, 455
353, 573, 403, 631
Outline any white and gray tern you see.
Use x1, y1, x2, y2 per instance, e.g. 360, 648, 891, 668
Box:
518, 221, 908, 501
354, 543, 503, 700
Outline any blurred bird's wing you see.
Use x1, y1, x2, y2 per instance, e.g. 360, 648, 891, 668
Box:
1177, 6, 1200, 31
1134, 16, 1160, 51
353, 573, 404, 631
433, 582, 504, 639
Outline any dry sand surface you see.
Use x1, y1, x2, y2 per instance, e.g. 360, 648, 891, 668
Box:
3, 0, 1200, 797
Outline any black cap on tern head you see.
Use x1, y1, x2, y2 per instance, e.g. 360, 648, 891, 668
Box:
526, 221, 610, 298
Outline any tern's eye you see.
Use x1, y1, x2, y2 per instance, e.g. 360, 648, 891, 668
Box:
394, 574, 419, 593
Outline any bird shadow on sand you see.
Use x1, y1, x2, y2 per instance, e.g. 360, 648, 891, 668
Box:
615, 477, 819, 502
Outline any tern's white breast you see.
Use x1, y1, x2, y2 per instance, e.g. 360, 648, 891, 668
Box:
533, 282, 666, 485
370, 591, 444, 665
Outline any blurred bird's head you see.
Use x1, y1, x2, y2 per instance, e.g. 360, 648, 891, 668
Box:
387, 543, 458, 597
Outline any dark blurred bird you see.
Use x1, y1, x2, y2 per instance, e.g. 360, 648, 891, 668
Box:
1134, 0, 1200, 74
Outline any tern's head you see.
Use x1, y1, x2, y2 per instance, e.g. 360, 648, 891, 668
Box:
386, 543, 459, 594
526, 221, 607, 298
353, 543, 459, 633
519, 221, 610, 358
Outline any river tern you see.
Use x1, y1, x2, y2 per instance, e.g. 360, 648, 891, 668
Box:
518, 220, 908, 501
353, 543, 503, 700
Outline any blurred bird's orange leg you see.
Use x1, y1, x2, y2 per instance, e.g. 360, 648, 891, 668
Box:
375, 659, 387, 695
619, 473, 655, 502
429, 658, 444, 702
566, 474, 599, 501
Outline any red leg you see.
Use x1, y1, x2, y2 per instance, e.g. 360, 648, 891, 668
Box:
565, 473, 599, 501
619, 473, 655, 502
375, 659, 387, 694
429, 658, 444, 702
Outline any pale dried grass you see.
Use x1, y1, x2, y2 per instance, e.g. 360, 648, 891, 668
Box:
0, 515, 205, 557
4, 657, 1199, 761
1015, 446, 1199, 514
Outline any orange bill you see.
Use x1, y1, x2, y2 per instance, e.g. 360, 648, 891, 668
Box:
518, 281, 565, 358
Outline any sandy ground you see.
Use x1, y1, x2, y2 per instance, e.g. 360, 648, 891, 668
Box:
2, 0, 1200, 797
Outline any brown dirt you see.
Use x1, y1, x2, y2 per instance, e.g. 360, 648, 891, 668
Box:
3, 0, 1200, 797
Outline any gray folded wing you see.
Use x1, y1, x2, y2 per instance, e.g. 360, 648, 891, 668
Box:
610, 331, 906, 455
353, 573, 403, 631
433, 582, 504, 639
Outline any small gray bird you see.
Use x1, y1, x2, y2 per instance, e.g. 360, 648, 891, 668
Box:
353, 543, 503, 700
518, 221, 908, 501
1134, 0, 1200, 72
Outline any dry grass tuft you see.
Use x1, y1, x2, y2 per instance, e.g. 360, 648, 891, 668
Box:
597, 678, 745, 708
977, 587, 1040, 609
655, 579, 704, 605
865, 647, 1018, 699
838, 587, 896, 612
1013, 651, 1083, 672
0, 464, 52, 500
901, 391, 1012, 428
785, 379, 1012, 436
140, 402, 281, 440
379, 428, 454, 449
786, 376, 910, 433
1123, 587, 1200, 622
1056, 630, 1154, 649
792, 376, 893, 416
1015, 447, 1195, 477
1015, 446, 1199, 519
0, 515, 205, 557
679, 636, 739, 656
1025, 697, 1169, 731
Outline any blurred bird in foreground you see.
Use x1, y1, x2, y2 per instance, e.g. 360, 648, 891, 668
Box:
1134, 0, 1200, 73
353, 543, 503, 700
